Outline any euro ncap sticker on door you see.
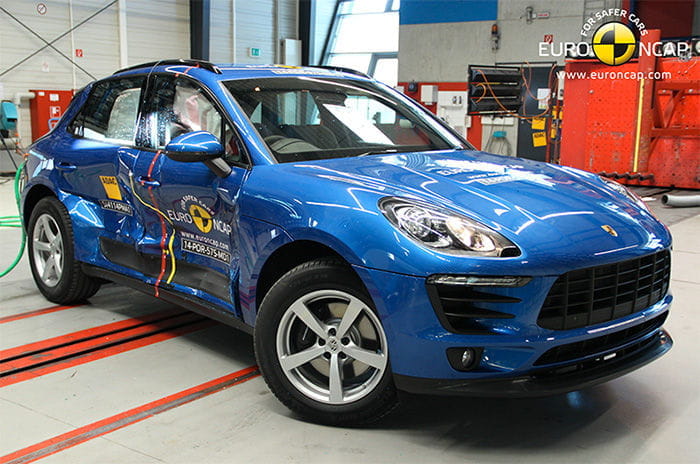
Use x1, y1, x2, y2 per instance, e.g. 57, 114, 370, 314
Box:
166, 195, 232, 263
98, 176, 133, 215
166, 195, 232, 236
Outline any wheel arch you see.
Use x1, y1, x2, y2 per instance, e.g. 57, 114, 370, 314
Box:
23, 184, 56, 227
254, 239, 366, 311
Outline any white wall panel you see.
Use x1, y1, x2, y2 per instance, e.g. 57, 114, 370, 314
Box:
0, 0, 295, 142
278, 0, 296, 42
234, 0, 275, 63
126, 0, 189, 64
229, 0, 297, 64
210, 0, 234, 62
0, 0, 121, 142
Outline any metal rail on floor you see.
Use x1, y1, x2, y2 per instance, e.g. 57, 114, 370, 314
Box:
0, 366, 260, 464
0, 308, 214, 387
0, 304, 84, 324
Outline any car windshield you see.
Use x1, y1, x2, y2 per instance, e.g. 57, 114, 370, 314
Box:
223, 77, 465, 163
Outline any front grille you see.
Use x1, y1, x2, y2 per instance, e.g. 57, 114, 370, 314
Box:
534, 311, 668, 366
538, 250, 671, 330
426, 283, 518, 334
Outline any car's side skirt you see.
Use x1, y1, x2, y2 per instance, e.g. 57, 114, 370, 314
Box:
100, 238, 232, 303
81, 264, 254, 335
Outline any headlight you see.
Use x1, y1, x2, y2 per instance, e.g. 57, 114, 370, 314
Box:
379, 197, 519, 257
601, 177, 650, 212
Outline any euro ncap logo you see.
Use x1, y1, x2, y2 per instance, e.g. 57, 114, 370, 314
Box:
189, 204, 213, 233
592, 22, 637, 66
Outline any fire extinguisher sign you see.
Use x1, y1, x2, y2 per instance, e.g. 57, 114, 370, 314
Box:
49, 106, 62, 118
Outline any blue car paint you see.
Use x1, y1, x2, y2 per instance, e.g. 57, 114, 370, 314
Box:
165, 131, 225, 158
21, 63, 672, 384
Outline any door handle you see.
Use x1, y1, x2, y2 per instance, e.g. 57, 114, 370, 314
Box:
137, 176, 161, 188
56, 162, 77, 172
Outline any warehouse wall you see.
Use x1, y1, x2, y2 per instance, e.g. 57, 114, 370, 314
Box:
0, 0, 298, 143
398, 0, 588, 82
397, 0, 589, 155
211, 0, 297, 63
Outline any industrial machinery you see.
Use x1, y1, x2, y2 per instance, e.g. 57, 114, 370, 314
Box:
0, 101, 21, 174
560, 30, 700, 189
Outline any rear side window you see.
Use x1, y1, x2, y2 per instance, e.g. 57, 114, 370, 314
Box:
71, 76, 145, 145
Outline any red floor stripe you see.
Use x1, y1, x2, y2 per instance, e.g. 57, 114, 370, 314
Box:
0, 318, 216, 388
0, 308, 185, 361
0, 305, 83, 325
0, 312, 202, 374
0, 365, 260, 464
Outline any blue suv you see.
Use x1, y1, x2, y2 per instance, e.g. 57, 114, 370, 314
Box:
21, 60, 672, 425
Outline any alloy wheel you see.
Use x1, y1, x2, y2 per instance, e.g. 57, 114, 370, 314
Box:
32, 213, 64, 287
276, 289, 389, 405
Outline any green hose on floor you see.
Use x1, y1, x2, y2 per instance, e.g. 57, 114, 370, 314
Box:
0, 161, 26, 277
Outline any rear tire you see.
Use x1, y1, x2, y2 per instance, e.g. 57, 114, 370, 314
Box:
254, 258, 398, 425
27, 197, 101, 304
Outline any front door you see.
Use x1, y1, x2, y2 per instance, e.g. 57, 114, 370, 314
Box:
130, 74, 249, 308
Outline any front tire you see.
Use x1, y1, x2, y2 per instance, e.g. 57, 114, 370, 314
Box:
27, 197, 101, 304
254, 259, 398, 425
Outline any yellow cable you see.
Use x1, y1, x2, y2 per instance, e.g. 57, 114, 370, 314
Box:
129, 174, 177, 284
165, 231, 176, 284
633, 78, 646, 173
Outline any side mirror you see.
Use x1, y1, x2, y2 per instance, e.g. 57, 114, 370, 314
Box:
164, 131, 224, 162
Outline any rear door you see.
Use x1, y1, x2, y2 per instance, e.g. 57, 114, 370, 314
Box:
130, 74, 249, 306
61, 75, 145, 244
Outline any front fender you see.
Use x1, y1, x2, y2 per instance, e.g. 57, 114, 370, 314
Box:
238, 216, 294, 325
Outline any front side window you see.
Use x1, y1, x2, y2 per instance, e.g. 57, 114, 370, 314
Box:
140, 76, 244, 164
71, 76, 144, 145
224, 77, 464, 163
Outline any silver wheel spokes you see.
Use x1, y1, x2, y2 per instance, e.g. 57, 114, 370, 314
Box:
277, 290, 388, 405
32, 214, 64, 287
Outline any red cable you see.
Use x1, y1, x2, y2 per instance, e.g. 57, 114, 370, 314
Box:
175, 64, 197, 77
141, 151, 169, 297
149, 188, 168, 298
147, 149, 162, 177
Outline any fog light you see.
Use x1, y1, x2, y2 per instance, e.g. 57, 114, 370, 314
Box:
446, 347, 483, 372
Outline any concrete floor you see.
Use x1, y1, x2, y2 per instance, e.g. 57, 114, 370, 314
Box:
1, 178, 699, 464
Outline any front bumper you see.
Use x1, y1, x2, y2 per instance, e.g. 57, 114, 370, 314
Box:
352, 264, 673, 387
394, 329, 672, 397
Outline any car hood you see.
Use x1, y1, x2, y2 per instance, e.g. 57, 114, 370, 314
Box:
274, 149, 669, 266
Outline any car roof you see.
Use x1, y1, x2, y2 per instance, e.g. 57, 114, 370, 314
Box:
111, 60, 371, 83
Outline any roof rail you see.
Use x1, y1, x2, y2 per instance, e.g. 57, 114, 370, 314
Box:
114, 59, 222, 75
309, 65, 370, 78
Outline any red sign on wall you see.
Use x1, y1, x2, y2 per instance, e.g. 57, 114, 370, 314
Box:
543, 34, 554, 44
75, 49, 83, 58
